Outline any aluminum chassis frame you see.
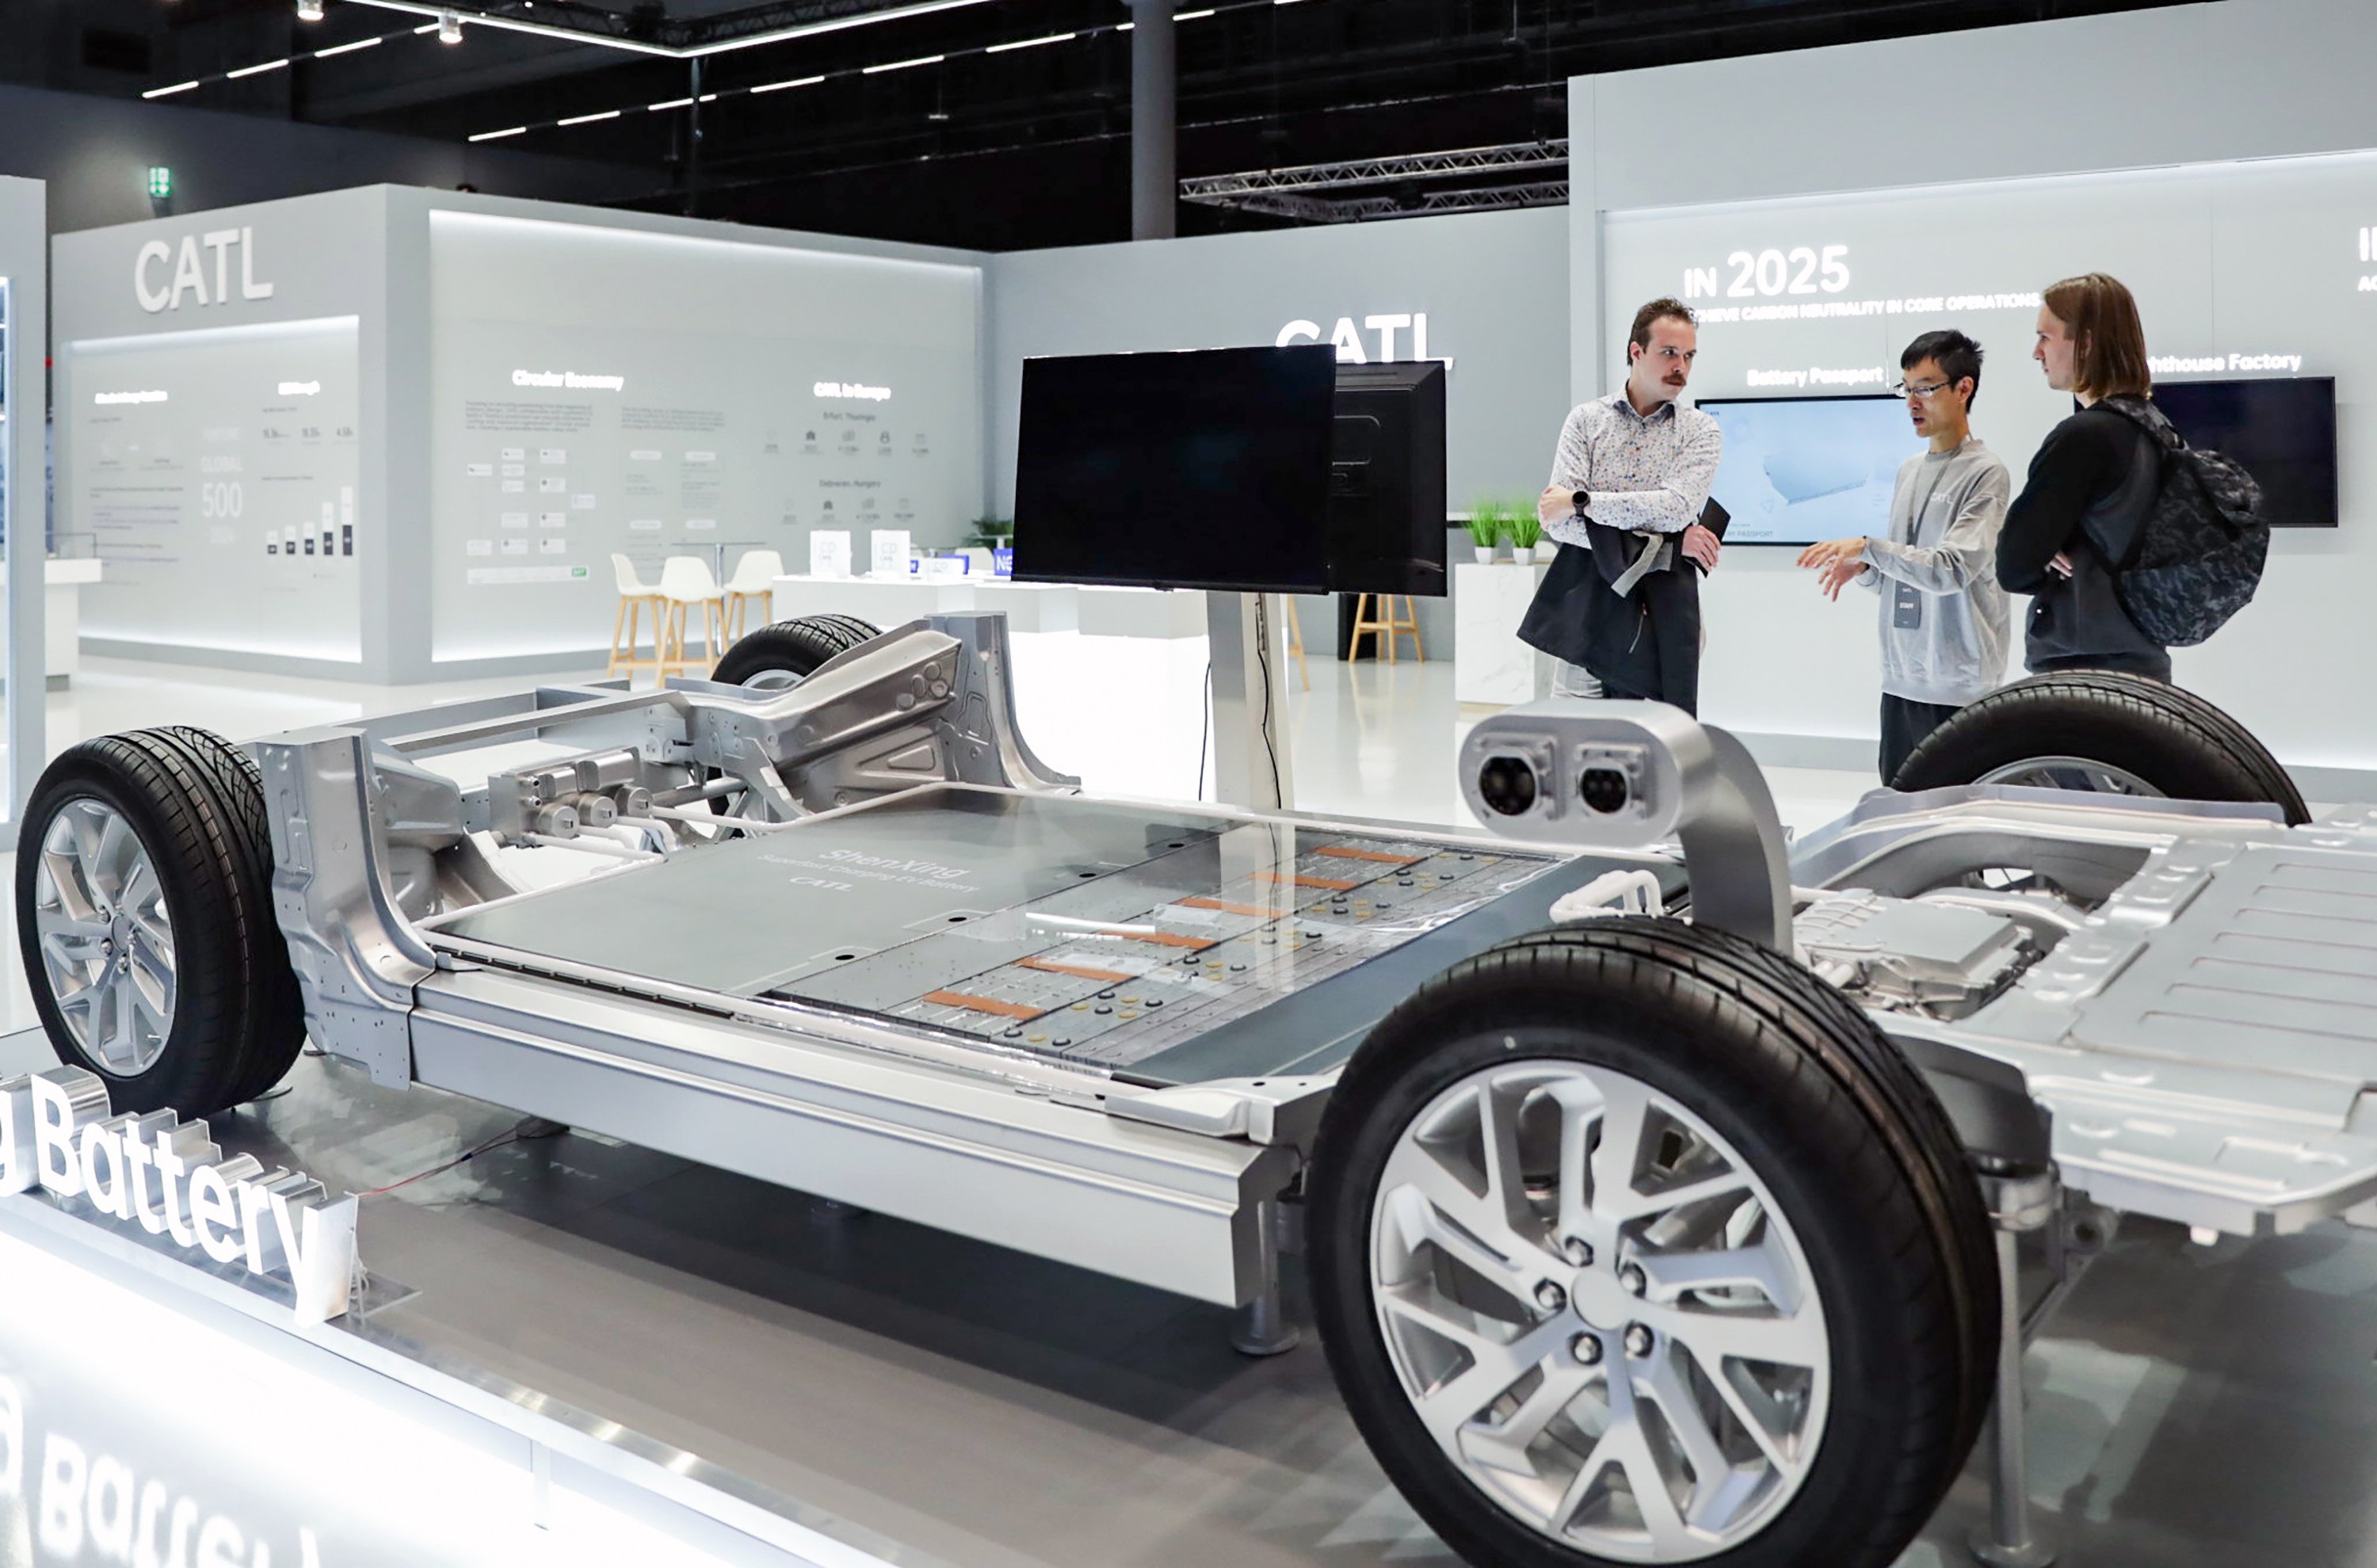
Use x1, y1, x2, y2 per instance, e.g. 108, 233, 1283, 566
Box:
243, 616, 2377, 1564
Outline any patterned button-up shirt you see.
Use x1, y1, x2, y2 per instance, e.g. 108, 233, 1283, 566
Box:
1543, 393, 1724, 547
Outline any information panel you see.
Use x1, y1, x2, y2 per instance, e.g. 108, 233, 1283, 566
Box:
67, 316, 361, 662
429, 214, 980, 663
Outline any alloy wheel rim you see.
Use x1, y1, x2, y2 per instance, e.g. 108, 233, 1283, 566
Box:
1370, 1058, 1830, 1563
740, 667, 806, 692
33, 798, 178, 1076
1973, 755, 2165, 797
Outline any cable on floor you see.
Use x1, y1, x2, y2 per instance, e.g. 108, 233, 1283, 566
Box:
354, 1115, 567, 1200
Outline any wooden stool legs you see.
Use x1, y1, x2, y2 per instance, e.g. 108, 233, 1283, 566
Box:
1347, 594, 1424, 663
1283, 597, 1311, 691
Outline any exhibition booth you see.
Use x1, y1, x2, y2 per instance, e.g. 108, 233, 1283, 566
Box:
17, 3, 2377, 1567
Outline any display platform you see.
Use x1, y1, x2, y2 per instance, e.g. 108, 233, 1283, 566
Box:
9, 1016, 2377, 1566
0, 1032, 1462, 1567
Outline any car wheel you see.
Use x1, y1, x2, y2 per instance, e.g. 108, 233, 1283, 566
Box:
17, 728, 303, 1116
712, 614, 881, 691
1310, 918, 1995, 1568
1891, 670, 2307, 824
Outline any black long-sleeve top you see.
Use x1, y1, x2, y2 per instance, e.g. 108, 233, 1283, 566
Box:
1997, 405, 2138, 592
1997, 402, 2168, 672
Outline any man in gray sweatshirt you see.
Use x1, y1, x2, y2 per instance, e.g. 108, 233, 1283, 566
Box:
1798, 330, 2012, 782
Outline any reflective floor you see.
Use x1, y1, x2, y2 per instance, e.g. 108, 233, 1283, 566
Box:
2, 1026, 2371, 1568
0, 1193, 761, 1568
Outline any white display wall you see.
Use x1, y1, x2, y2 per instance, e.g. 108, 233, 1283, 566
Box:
1574, 0, 2377, 786
1600, 147, 2377, 773
69, 315, 363, 662
2, 176, 47, 830
425, 212, 982, 665
52, 188, 988, 681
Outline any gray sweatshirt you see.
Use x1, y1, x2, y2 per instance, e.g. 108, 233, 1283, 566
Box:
1855, 437, 2013, 707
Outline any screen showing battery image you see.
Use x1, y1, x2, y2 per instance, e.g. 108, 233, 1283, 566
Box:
2151, 376, 2338, 528
342, 524, 353, 556
1693, 395, 1926, 546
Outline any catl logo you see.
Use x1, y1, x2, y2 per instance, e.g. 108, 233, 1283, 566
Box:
133, 227, 275, 314
1276, 313, 1438, 364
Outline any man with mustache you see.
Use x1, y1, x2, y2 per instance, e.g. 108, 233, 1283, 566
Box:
1517, 296, 1723, 713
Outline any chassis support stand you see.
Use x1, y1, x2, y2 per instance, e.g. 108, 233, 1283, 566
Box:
1972, 1169, 2057, 1568
1230, 1197, 1301, 1357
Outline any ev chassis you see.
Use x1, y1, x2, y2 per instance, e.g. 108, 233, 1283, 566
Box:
21, 609, 2375, 1568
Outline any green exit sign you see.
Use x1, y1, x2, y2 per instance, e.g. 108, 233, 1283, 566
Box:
145, 167, 173, 200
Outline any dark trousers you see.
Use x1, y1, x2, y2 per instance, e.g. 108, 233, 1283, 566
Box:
2031, 650, 2174, 684
1880, 694, 1963, 785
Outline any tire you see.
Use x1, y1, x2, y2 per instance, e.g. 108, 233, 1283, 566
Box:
1892, 670, 2308, 825
17, 728, 304, 1117
711, 615, 879, 690
1310, 919, 1996, 1568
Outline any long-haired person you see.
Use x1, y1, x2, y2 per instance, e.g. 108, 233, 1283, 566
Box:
1996, 272, 2172, 682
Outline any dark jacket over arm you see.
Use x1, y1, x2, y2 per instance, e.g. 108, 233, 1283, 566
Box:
1998, 402, 2169, 674
1997, 410, 2128, 592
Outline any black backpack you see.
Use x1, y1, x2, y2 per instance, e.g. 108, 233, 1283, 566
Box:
2096, 395, 2268, 648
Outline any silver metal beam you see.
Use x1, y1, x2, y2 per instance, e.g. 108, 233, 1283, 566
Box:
1179, 139, 1568, 198
1129, 0, 1178, 240
1190, 180, 1569, 223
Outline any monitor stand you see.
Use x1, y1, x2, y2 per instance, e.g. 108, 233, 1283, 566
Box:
1204, 591, 1296, 811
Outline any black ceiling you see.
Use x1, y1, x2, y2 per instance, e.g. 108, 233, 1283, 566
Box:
3, 0, 2190, 250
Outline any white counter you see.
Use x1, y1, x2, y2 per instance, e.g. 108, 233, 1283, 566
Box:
0, 558, 105, 686
771, 575, 1203, 639
1452, 560, 1549, 705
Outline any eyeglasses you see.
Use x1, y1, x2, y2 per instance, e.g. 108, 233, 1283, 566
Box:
1892, 379, 1955, 399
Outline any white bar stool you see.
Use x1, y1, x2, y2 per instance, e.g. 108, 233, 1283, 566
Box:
721, 548, 784, 646
657, 555, 727, 677
609, 554, 666, 677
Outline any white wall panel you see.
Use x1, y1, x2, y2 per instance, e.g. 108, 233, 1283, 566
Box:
1574, 0, 2377, 783
425, 210, 982, 663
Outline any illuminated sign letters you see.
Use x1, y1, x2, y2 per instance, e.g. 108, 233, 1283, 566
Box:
0, 1066, 357, 1325
1682, 246, 1850, 301
133, 227, 275, 315
1276, 312, 1433, 364
510, 368, 626, 391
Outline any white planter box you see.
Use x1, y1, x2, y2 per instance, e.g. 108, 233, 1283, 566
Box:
1452, 559, 1551, 704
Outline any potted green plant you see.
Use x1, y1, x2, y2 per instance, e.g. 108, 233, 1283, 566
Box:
1464, 500, 1506, 563
1508, 505, 1548, 565
964, 516, 1015, 549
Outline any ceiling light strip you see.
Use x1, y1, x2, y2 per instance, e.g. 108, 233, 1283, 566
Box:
458, 0, 1282, 146
986, 32, 1075, 53
141, 80, 200, 99
342, 0, 1002, 60
226, 58, 292, 78
556, 109, 620, 125
313, 36, 383, 55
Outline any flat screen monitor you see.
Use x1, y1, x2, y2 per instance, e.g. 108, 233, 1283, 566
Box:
2152, 376, 2338, 528
1694, 394, 1925, 546
1012, 345, 1337, 593
1329, 361, 1448, 596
